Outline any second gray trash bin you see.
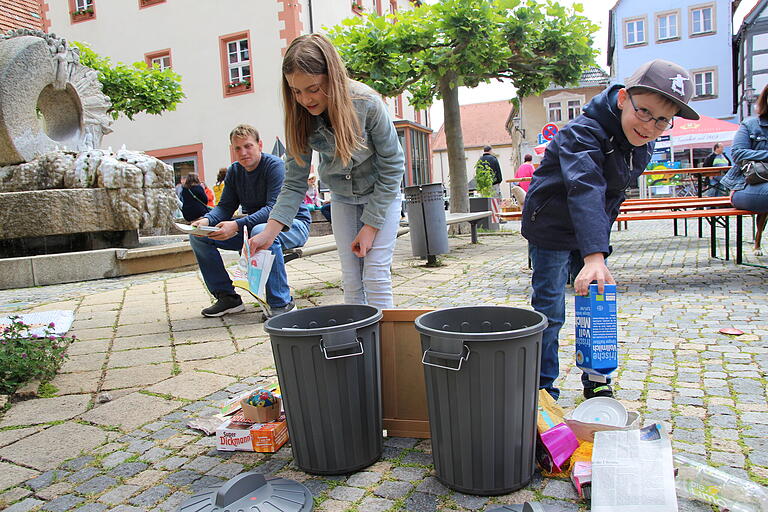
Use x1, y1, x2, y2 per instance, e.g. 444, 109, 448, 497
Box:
264, 304, 383, 475
405, 183, 449, 260
415, 306, 547, 495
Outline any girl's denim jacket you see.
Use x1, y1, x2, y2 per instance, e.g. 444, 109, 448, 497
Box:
270, 80, 405, 230
721, 115, 768, 191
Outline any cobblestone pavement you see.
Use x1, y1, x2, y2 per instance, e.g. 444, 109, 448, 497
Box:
1, 220, 767, 512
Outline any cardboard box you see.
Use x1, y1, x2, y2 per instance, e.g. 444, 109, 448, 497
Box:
240, 397, 281, 423
565, 410, 641, 442
575, 283, 618, 383
216, 413, 289, 453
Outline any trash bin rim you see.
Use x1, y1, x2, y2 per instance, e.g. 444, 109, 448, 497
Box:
263, 304, 383, 337
414, 305, 547, 340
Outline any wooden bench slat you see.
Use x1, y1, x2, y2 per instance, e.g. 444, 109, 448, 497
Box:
617, 208, 753, 222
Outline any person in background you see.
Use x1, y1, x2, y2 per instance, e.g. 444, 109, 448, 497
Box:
248, 33, 405, 310
703, 143, 732, 197
514, 154, 535, 192
213, 168, 227, 205
189, 124, 311, 318
477, 145, 503, 197
180, 173, 210, 222
304, 173, 322, 208
202, 182, 215, 207
721, 84, 768, 255
521, 59, 699, 401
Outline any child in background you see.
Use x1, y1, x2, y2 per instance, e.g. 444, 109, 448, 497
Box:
521, 59, 699, 400
213, 168, 227, 205
249, 34, 404, 309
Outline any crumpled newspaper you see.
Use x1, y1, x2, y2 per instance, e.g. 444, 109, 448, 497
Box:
187, 415, 226, 436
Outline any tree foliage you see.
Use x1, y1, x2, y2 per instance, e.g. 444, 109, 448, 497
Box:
474, 160, 495, 198
328, 0, 598, 215
73, 42, 185, 120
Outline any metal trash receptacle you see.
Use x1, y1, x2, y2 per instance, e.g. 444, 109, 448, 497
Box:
414, 306, 547, 495
405, 183, 449, 259
264, 304, 383, 475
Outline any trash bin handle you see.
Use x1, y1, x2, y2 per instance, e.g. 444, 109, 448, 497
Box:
214, 472, 267, 506
320, 330, 364, 359
421, 345, 470, 371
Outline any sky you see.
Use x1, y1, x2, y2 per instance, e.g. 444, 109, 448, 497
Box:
428, 0, 761, 131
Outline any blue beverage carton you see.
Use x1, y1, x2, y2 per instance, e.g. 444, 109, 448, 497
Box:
575, 284, 618, 383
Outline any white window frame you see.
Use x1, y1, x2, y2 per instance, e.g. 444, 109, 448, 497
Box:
151, 55, 171, 71
692, 67, 717, 98
227, 38, 251, 85
624, 16, 647, 47
75, 0, 92, 9
690, 3, 715, 36
656, 10, 680, 42
567, 100, 581, 120
547, 102, 562, 122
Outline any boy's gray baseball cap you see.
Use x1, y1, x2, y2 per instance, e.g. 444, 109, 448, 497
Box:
625, 59, 700, 120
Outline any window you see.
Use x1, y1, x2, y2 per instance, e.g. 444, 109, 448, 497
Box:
656, 11, 679, 41
145, 50, 171, 71
145, 143, 205, 186
227, 39, 250, 84
624, 17, 646, 46
548, 102, 562, 122
690, 4, 714, 36
567, 100, 581, 120
219, 31, 253, 97
395, 95, 403, 118
69, 0, 95, 22
693, 69, 716, 97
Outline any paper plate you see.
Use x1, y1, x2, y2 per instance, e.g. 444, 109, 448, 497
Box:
572, 397, 628, 427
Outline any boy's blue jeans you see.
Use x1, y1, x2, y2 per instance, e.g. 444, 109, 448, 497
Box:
529, 243, 611, 400
189, 219, 309, 308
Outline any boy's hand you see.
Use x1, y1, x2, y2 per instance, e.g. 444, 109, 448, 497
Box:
574, 253, 615, 296
351, 225, 378, 257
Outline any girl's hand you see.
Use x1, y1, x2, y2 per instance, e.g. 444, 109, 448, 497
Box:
248, 220, 284, 253
351, 225, 378, 257
574, 253, 615, 296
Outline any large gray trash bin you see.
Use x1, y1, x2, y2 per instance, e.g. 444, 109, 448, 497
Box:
405, 183, 449, 258
264, 305, 383, 475
414, 306, 547, 495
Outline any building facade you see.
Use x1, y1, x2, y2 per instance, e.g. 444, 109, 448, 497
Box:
608, 0, 737, 121
0, 0, 47, 32
431, 100, 518, 199
509, 67, 610, 166
735, 0, 768, 120
43, 0, 431, 186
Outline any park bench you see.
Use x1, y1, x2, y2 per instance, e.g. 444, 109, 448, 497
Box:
616, 207, 755, 264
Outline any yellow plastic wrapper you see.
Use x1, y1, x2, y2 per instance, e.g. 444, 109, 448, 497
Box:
537, 389, 565, 434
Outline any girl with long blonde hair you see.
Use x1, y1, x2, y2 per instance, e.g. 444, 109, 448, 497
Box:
249, 33, 405, 309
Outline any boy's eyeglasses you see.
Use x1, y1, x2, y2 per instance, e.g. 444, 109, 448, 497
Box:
627, 93, 674, 131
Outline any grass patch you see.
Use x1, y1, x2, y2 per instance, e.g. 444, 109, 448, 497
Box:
295, 288, 323, 299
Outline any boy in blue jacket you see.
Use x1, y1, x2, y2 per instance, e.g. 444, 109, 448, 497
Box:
521, 60, 699, 400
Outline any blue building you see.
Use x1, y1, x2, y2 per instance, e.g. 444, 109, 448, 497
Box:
608, 0, 737, 122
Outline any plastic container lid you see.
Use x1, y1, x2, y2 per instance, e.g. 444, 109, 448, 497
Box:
571, 397, 628, 427
177, 472, 313, 512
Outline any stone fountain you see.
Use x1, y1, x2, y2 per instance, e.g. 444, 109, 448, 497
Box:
0, 30, 187, 289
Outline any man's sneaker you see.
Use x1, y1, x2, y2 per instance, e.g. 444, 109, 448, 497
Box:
261, 300, 295, 322
583, 384, 614, 399
201, 294, 244, 317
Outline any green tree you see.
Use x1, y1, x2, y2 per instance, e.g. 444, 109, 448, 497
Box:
474, 160, 495, 198
73, 43, 185, 120
328, 0, 597, 220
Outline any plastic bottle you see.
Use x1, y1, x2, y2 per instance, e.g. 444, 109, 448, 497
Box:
674, 453, 768, 512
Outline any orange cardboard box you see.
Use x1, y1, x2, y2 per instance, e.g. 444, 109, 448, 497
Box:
216, 413, 288, 453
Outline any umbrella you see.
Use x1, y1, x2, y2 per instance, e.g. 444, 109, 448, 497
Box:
271, 136, 286, 158
659, 115, 739, 150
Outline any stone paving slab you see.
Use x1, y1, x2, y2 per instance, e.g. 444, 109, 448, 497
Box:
0, 423, 107, 471
102, 364, 174, 390
146, 371, 237, 401
0, 426, 43, 448
0, 395, 91, 427
79, 392, 184, 431
0, 462, 40, 492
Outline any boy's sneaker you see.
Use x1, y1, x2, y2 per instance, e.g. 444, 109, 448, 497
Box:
261, 300, 295, 322
583, 384, 614, 399
201, 294, 244, 317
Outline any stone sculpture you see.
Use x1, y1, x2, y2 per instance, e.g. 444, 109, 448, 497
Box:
0, 31, 177, 256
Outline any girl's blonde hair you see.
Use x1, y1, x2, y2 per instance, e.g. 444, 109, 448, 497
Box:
282, 33, 361, 166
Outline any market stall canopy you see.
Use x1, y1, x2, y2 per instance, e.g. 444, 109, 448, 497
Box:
655, 115, 740, 150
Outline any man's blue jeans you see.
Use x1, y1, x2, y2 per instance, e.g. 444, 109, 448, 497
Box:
189, 219, 309, 308
529, 243, 609, 400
